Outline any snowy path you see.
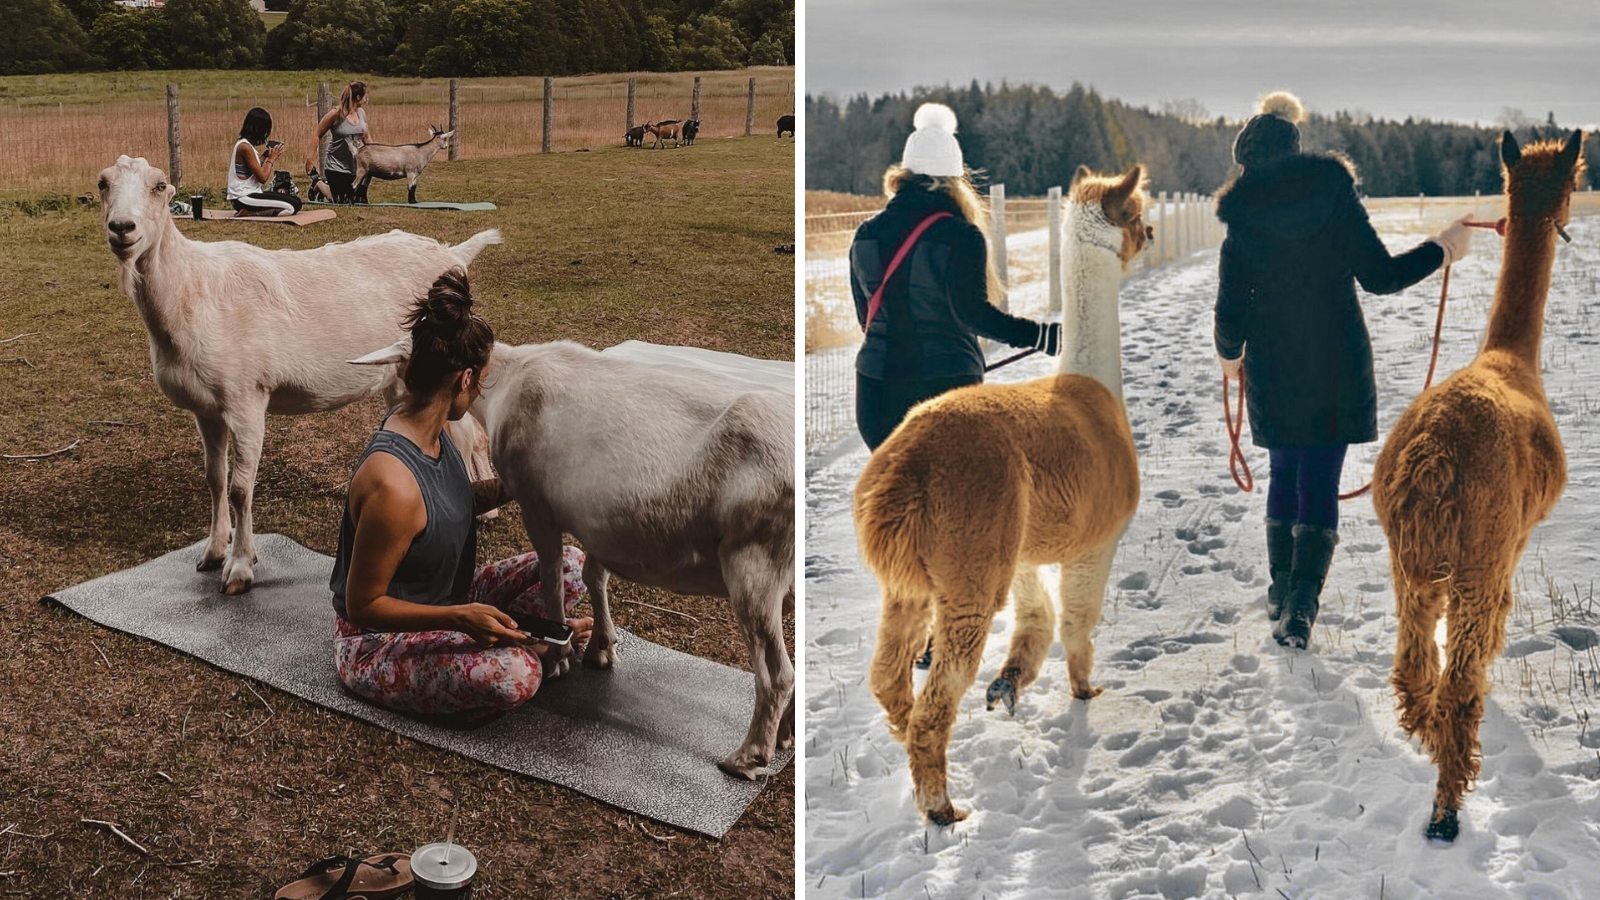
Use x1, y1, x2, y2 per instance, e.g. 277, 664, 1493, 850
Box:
804, 215, 1600, 899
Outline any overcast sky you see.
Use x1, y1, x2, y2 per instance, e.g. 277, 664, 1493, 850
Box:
805, 0, 1600, 128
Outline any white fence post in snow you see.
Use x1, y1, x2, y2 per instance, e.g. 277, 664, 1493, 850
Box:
991, 183, 1009, 311
1047, 185, 1063, 313
1156, 191, 1169, 264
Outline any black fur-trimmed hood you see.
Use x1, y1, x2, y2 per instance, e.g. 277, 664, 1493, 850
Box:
1215, 152, 1360, 242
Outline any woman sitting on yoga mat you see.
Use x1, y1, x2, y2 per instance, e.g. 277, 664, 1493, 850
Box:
228, 107, 301, 217
330, 269, 593, 720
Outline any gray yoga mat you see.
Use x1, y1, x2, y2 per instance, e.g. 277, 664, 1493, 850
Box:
43, 534, 789, 838
307, 200, 498, 211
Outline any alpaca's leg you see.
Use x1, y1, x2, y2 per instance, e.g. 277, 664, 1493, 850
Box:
219, 398, 268, 595
1059, 538, 1119, 700
1392, 575, 1445, 741
908, 602, 999, 826
718, 541, 794, 780
1426, 573, 1512, 841
194, 414, 231, 572
986, 564, 1054, 715
870, 586, 933, 740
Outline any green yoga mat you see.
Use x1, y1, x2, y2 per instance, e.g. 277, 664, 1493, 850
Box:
307, 200, 497, 211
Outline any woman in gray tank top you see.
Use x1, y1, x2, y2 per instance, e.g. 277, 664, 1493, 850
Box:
305, 81, 371, 204
330, 269, 593, 721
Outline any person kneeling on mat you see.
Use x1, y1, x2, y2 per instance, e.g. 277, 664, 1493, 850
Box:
1212, 91, 1474, 649
330, 270, 593, 723
228, 108, 302, 217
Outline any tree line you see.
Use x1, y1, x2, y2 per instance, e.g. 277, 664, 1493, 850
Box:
806, 82, 1600, 198
0, 0, 793, 76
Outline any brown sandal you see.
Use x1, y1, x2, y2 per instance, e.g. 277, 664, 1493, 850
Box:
274, 853, 413, 900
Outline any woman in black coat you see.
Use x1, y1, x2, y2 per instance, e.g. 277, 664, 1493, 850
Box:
1213, 92, 1473, 649
851, 103, 1063, 451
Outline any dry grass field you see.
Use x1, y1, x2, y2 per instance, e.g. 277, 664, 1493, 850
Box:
0, 137, 795, 898
0, 67, 796, 192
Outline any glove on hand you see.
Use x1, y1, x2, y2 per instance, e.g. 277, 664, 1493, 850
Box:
1035, 322, 1062, 356
1218, 352, 1244, 380
1430, 214, 1474, 267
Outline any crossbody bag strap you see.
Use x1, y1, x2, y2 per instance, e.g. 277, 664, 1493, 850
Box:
863, 211, 954, 331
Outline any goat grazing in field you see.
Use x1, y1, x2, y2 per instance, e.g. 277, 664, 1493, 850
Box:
625, 125, 647, 148
645, 120, 682, 149
354, 125, 456, 204
1372, 129, 1585, 843
98, 155, 499, 594
352, 336, 796, 779
776, 115, 795, 138
682, 118, 700, 145
854, 165, 1151, 825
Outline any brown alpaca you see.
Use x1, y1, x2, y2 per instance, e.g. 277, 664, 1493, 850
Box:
1372, 129, 1585, 842
853, 166, 1150, 825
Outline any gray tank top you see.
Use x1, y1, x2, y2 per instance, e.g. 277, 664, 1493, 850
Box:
330, 426, 477, 620
324, 109, 366, 174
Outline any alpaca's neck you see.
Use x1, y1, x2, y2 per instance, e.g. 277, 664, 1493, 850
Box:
1482, 212, 1560, 370
1060, 201, 1125, 402
125, 216, 202, 356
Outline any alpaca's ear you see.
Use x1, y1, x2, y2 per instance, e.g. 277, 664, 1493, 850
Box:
1558, 129, 1584, 169
1113, 165, 1144, 195
1072, 165, 1092, 187
1501, 130, 1521, 168
349, 335, 414, 367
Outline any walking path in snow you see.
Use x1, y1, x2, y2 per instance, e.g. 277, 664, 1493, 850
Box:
804, 213, 1600, 899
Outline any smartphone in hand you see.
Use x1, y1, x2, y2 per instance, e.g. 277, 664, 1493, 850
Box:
511, 613, 573, 646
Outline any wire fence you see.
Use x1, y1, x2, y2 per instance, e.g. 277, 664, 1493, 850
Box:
804, 187, 1224, 462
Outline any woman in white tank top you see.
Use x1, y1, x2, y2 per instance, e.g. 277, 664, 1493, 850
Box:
228, 107, 301, 217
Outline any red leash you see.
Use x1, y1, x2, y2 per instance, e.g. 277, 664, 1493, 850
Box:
1223, 217, 1505, 498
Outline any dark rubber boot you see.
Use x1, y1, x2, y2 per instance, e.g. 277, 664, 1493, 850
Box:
1273, 524, 1338, 649
1264, 517, 1295, 621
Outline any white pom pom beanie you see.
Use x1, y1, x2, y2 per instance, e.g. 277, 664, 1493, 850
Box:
901, 103, 965, 177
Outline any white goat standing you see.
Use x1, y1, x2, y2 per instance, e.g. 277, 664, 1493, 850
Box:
98, 155, 499, 594
355, 126, 456, 205
354, 337, 797, 779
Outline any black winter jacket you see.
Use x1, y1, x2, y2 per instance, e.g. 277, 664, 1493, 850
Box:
1214, 153, 1445, 447
851, 185, 1043, 380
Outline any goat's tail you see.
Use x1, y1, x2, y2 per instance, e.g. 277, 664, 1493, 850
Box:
453, 229, 504, 267
854, 453, 935, 598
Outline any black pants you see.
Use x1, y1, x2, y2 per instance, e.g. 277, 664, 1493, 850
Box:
856, 372, 980, 451
323, 170, 357, 203
232, 190, 302, 216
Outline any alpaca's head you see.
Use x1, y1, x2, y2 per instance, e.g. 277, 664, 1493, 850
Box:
98, 156, 174, 263
1070, 164, 1153, 268
1501, 129, 1586, 236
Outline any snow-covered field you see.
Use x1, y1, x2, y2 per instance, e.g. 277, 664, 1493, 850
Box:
803, 211, 1600, 899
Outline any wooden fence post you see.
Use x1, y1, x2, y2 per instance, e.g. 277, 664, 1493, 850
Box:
316, 82, 331, 174
448, 78, 460, 161
745, 77, 755, 135
542, 77, 554, 153
1047, 185, 1063, 313
627, 77, 636, 131
166, 84, 182, 188
692, 76, 702, 120
1155, 191, 1167, 264
991, 183, 1009, 310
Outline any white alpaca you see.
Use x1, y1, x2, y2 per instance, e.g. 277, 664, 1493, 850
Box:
97, 155, 500, 594
352, 337, 796, 779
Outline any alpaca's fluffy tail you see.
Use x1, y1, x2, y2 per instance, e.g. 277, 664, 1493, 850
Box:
1382, 433, 1461, 580
854, 456, 935, 598
453, 228, 504, 267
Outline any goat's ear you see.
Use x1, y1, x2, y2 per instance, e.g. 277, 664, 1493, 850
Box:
349, 335, 414, 367
1501, 130, 1521, 168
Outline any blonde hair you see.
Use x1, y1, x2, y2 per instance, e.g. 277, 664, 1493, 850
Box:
338, 81, 368, 119
883, 164, 1006, 305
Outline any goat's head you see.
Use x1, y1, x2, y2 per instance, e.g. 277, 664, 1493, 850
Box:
1501, 129, 1586, 236
1071, 164, 1153, 268
426, 125, 457, 158
98, 155, 173, 262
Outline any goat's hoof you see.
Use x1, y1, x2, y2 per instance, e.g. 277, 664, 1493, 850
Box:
543, 655, 571, 679
1425, 804, 1460, 842
584, 644, 617, 669
985, 672, 1018, 715
717, 752, 766, 780
1072, 684, 1105, 701
197, 554, 225, 572
219, 558, 254, 595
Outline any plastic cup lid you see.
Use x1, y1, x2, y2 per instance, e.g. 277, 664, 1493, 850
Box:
412, 842, 477, 888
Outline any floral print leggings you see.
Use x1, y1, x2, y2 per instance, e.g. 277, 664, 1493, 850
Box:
334, 546, 588, 716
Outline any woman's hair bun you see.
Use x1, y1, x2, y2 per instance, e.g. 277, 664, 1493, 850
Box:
409, 268, 474, 334
913, 103, 958, 134
1257, 91, 1306, 125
